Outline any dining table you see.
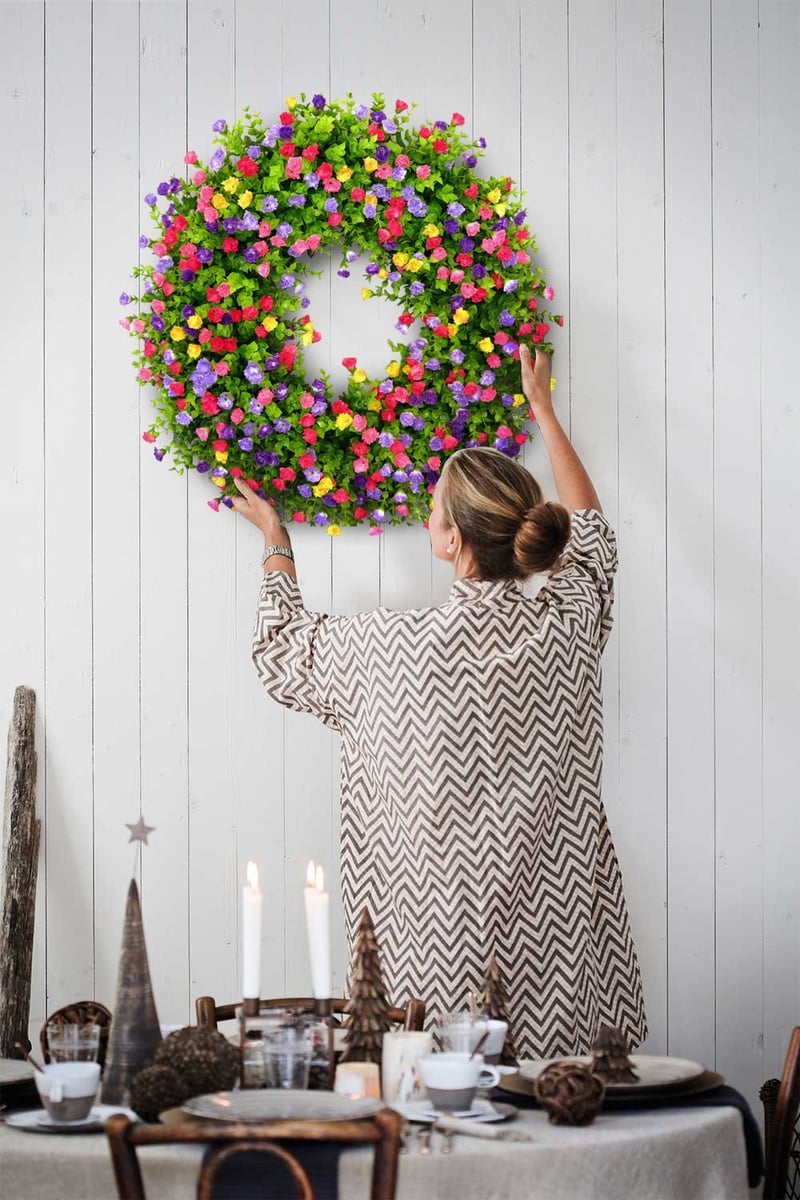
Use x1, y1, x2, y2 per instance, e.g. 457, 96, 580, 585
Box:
0, 1097, 752, 1200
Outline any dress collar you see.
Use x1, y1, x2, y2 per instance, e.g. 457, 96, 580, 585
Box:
448, 576, 523, 603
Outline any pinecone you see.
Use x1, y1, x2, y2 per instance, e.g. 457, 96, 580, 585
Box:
589, 1024, 639, 1084
155, 1026, 239, 1096
129, 1065, 191, 1123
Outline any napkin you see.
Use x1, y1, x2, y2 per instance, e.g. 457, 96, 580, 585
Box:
433, 1114, 535, 1142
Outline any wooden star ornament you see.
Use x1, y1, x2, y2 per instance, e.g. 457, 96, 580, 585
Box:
126, 816, 156, 846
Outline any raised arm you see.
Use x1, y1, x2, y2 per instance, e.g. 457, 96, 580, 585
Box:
520, 344, 601, 513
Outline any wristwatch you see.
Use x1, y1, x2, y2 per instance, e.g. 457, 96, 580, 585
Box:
261, 544, 294, 568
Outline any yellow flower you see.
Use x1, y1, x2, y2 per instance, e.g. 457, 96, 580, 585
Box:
453, 307, 470, 324
423, 223, 440, 238
170, 326, 186, 341
364, 156, 378, 173
447, 323, 457, 338
478, 337, 494, 353
187, 343, 201, 359
212, 475, 226, 488
368, 397, 381, 412
214, 450, 228, 463
487, 187, 501, 203
392, 252, 409, 269
550, 377, 557, 392
512, 392, 526, 407
336, 165, 353, 182
222, 177, 240, 194
352, 368, 366, 384
238, 190, 253, 208
327, 524, 341, 536
494, 203, 507, 217
378, 268, 387, 280
365, 193, 377, 206
263, 315, 277, 332
300, 326, 314, 346
362, 287, 373, 300
286, 96, 297, 109
312, 475, 334, 498
386, 361, 400, 379
186, 314, 202, 330
211, 193, 228, 211
335, 412, 354, 430
406, 257, 423, 273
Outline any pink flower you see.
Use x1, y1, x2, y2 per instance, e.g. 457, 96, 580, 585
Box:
193, 170, 206, 185
450, 269, 464, 283
452, 112, 465, 126
257, 262, 271, 276
196, 427, 209, 441
184, 150, 198, 164
436, 266, 449, 280
395, 99, 409, 112
142, 431, 156, 443
543, 285, 555, 300
306, 234, 321, 251
137, 367, 152, 381
416, 164, 431, 179
285, 156, 303, 179
352, 413, 367, 431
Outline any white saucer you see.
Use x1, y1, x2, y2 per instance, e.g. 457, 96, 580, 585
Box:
4, 1105, 136, 1134
393, 1097, 507, 1124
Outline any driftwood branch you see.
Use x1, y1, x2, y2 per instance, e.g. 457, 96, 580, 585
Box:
0, 686, 41, 1057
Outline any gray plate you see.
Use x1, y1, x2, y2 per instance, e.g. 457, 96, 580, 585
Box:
182, 1089, 385, 1123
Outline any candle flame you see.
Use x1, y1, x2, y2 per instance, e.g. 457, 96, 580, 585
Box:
246, 860, 259, 889
306, 859, 316, 887
315, 864, 324, 893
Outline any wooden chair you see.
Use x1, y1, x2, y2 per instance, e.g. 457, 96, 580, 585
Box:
39, 1000, 112, 1068
762, 1026, 800, 1200
105, 1109, 404, 1200
195, 995, 426, 1033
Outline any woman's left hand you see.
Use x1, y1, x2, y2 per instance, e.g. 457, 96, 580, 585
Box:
231, 478, 283, 538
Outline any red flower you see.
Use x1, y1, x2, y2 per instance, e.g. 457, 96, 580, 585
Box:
222, 236, 238, 253
419, 126, 431, 139
212, 439, 227, 453
280, 111, 293, 124
332, 488, 349, 503
237, 156, 258, 177
298, 453, 315, 469
301, 143, 319, 160
272, 478, 286, 491
452, 112, 465, 126
342, 357, 357, 370
464, 182, 479, 198
328, 212, 343, 227
395, 99, 408, 112
432, 139, 448, 153
279, 142, 295, 158
350, 187, 365, 202
207, 287, 221, 303
259, 295, 274, 311
279, 467, 296, 482
317, 162, 333, 179
302, 428, 317, 444
201, 395, 220, 415
398, 313, 414, 326
242, 305, 258, 321
354, 506, 368, 520
388, 218, 403, 237
279, 344, 297, 369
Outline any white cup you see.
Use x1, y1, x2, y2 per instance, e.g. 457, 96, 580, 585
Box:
35, 1061, 101, 1122
418, 1052, 501, 1111
482, 1019, 509, 1063
382, 1031, 433, 1104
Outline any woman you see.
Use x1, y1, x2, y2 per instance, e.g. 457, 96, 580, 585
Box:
233, 346, 647, 1058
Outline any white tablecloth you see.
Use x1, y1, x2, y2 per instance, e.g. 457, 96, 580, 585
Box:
0, 1105, 750, 1200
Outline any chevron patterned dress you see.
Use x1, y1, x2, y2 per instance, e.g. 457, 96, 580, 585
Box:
253, 509, 647, 1058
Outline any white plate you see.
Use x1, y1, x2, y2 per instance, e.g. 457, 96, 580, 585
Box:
393, 1098, 509, 1124
183, 1089, 384, 1123
0, 1059, 35, 1086
4, 1105, 136, 1134
519, 1054, 705, 1090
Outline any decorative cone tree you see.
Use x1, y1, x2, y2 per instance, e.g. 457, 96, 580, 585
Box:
479, 952, 519, 1065
101, 877, 162, 1104
340, 907, 391, 1065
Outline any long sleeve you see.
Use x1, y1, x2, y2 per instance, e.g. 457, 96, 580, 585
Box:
252, 571, 363, 731
535, 508, 618, 651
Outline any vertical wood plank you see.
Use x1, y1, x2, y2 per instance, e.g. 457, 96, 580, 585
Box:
137, 0, 191, 1025
233, 0, 288, 1007
711, 0, 763, 1104
664, 0, 716, 1066
186, 0, 239, 1013
0, 0, 47, 1041
615, 0, 667, 1052
91, 0, 143, 1012
42, 0, 95, 1011
758, 0, 800, 1085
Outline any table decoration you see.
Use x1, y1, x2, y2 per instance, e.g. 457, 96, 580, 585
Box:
382, 1029, 432, 1104
120, 94, 561, 528
128, 1025, 240, 1121
589, 1024, 638, 1083
179, 1088, 384, 1123
498, 1066, 726, 1109
340, 906, 390, 1065
478, 953, 518, 1065
533, 1061, 605, 1126
101, 818, 161, 1105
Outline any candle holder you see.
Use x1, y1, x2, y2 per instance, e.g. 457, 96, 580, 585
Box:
309, 998, 337, 1091
236, 999, 339, 1090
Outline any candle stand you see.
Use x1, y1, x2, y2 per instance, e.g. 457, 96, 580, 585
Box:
237, 997, 338, 1090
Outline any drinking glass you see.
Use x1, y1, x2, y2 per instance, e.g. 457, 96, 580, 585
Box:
46, 1024, 101, 1063
439, 1011, 489, 1054
262, 1022, 312, 1089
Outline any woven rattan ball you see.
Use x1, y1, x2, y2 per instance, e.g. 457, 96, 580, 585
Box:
534, 1060, 606, 1125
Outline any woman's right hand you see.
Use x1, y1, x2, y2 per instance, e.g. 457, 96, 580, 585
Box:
520, 345, 554, 420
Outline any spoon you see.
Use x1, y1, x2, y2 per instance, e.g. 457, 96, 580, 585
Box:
469, 1029, 490, 1060
14, 1043, 44, 1074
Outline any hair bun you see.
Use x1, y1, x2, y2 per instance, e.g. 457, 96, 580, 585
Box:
513, 501, 571, 575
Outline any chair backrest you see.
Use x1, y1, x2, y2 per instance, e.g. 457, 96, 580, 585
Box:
195, 995, 426, 1033
105, 1109, 403, 1200
763, 1026, 800, 1200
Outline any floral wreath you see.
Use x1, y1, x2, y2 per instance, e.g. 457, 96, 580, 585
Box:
120, 94, 561, 533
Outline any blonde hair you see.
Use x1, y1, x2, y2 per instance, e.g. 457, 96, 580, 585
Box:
438, 447, 570, 580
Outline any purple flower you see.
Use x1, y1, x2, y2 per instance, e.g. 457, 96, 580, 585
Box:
218, 393, 234, 410
288, 194, 306, 207
304, 172, 320, 188
168, 176, 181, 193
366, 262, 380, 276
400, 412, 415, 427
447, 202, 465, 218
144, 193, 157, 206
212, 118, 227, 132
409, 281, 424, 296
379, 379, 394, 394
499, 309, 514, 327
312, 94, 326, 109
157, 181, 169, 196
277, 222, 293, 238
223, 217, 240, 233
378, 432, 394, 448
425, 358, 441, 372
138, 234, 149, 248
243, 246, 260, 262
371, 109, 386, 124
211, 466, 227, 478
479, 370, 496, 386
471, 264, 487, 280
502, 341, 518, 355
443, 219, 459, 235
209, 148, 225, 171
407, 198, 428, 218
375, 145, 391, 163
262, 195, 278, 212
355, 104, 369, 119
363, 203, 377, 219
460, 238, 475, 252
450, 349, 465, 365
503, 278, 519, 293
238, 437, 254, 451
196, 247, 213, 264
313, 512, 329, 526
241, 211, 258, 230
298, 484, 312, 498
371, 508, 387, 522
176, 412, 192, 426
274, 383, 289, 400
324, 197, 338, 213
180, 269, 195, 282
247, 144, 261, 160
119, 292, 130, 305
182, 304, 195, 318
311, 399, 327, 416
278, 124, 293, 139
463, 154, 477, 168
274, 418, 291, 434
196, 460, 210, 474
338, 268, 350, 278
244, 361, 263, 385
383, 119, 397, 134
392, 167, 407, 182
501, 393, 515, 407
478, 137, 487, 148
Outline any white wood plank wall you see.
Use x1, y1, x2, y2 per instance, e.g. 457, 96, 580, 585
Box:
1, 0, 798, 1112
